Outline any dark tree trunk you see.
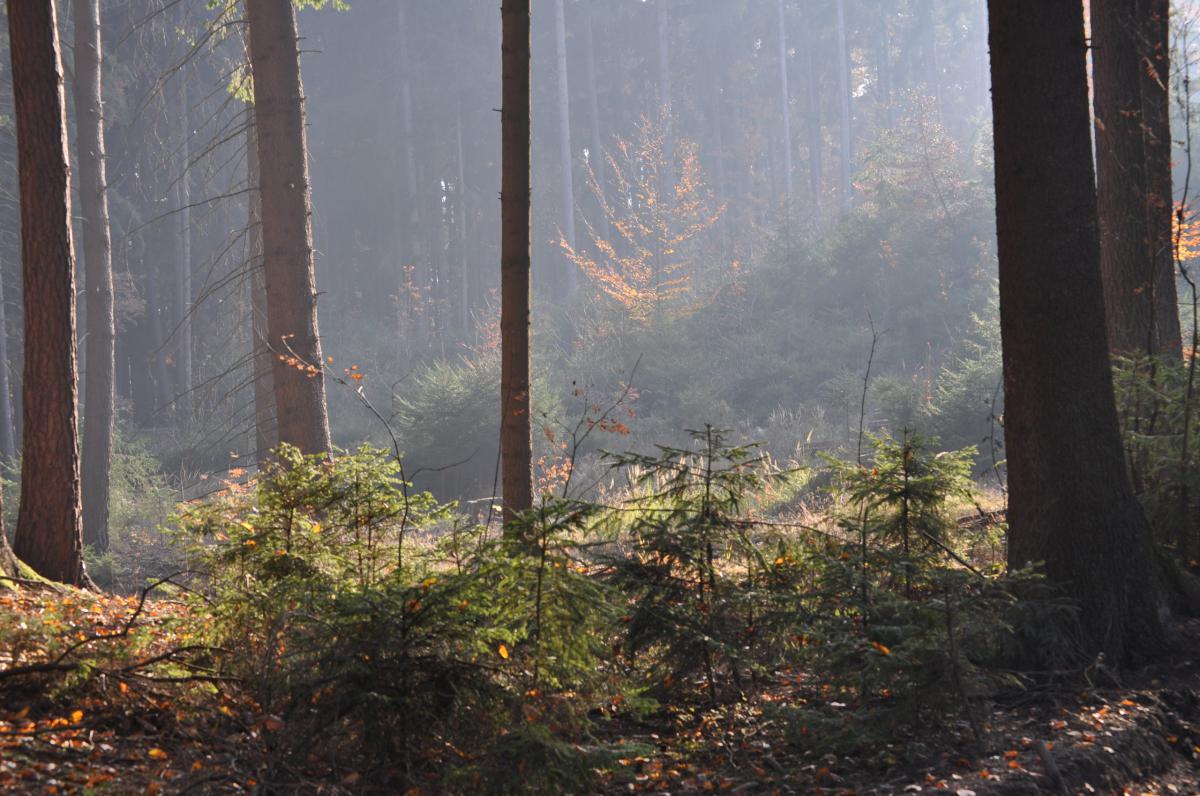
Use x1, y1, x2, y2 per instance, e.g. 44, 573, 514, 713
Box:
246, 0, 331, 456
501, 0, 533, 523
0, 268, 15, 461
988, 0, 1164, 662
7, 0, 86, 585
1092, 0, 1158, 355
247, 114, 275, 464
1139, 0, 1181, 359
74, 0, 115, 553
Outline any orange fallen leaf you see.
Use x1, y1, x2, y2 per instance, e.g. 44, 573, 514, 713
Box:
498, 643, 510, 660
148, 748, 168, 760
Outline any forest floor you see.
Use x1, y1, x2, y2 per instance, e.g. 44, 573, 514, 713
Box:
0, 579, 1198, 794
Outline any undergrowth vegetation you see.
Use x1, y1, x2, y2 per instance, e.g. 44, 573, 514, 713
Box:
136, 430, 1060, 792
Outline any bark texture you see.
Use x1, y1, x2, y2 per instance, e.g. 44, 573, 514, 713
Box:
0, 269, 15, 462
989, 0, 1163, 662
74, 0, 115, 552
1139, 0, 1181, 359
246, 0, 331, 456
500, 0, 533, 522
246, 113, 276, 464
7, 0, 86, 585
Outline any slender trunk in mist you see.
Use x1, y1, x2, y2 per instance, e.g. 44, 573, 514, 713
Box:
776, 0, 793, 206
657, 0, 673, 189
976, 0, 989, 112
835, 0, 852, 211
988, 0, 1163, 662
0, 270, 15, 461
456, 103, 471, 336
246, 114, 276, 463
500, 0, 533, 523
246, 0, 332, 456
74, 0, 115, 552
7, 0, 86, 585
875, 17, 894, 129
804, 18, 822, 211
397, 3, 425, 353
173, 82, 194, 414
554, 0, 577, 293
1140, 0, 1181, 359
1092, 0, 1160, 355
583, 3, 606, 224
147, 242, 173, 413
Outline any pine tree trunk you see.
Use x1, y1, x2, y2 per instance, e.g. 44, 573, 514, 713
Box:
7, 0, 86, 585
500, 0, 533, 523
554, 0, 576, 289
455, 103, 471, 337
777, 0, 794, 207
804, 17, 822, 211
583, 4, 606, 223
656, 0, 673, 189
0, 268, 16, 462
74, 0, 115, 553
246, 0, 331, 456
835, 0, 852, 211
397, 3, 425, 357
247, 113, 275, 464
173, 82, 194, 414
988, 0, 1164, 663
1139, 0, 1181, 359
1092, 0, 1157, 355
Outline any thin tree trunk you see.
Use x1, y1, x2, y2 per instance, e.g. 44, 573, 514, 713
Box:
247, 113, 275, 464
1093, 0, 1156, 355
835, 0, 852, 211
988, 0, 1163, 663
583, 3, 606, 221
7, 0, 86, 585
246, 0, 332, 456
501, 0, 533, 523
74, 0, 114, 552
456, 102, 471, 336
1140, 0, 1181, 359
0, 268, 15, 461
173, 81, 194, 415
804, 16, 822, 212
397, 2, 425, 355
777, 0, 794, 206
554, 0, 577, 294
657, 0, 673, 189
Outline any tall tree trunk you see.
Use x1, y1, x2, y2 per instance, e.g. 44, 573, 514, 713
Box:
777, 0, 794, 206
0, 268, 15, 461
1140, 0, 1181, 359
74, 0, 115, 553
7, 0, 86, 585
583, 3, 606, 222
804, 16, 822, 212
173, 82, 194, 415
397, 2, 425, 356
246, 0, 332, 456
456, 102, 471, 336
554, 0, 577, 294
247, 113, 276, 464
500, 0, 533, 522
1092, 0, 1157, 355
988, 0, 1163, 662
835, 0, 852, 211
656, 0, 673, 190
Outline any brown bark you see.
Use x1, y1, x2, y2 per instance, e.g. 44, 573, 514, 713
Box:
1139, 0, 1181, 359
500, 0, 533, 523
247, 113, 276, 464
989, 0, 1163, 662
246, 0, 331, 456
0, 268, 15, 461
7, 0, 86, 585
74, 0, 115, 552
1093, 0, 1180, 357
